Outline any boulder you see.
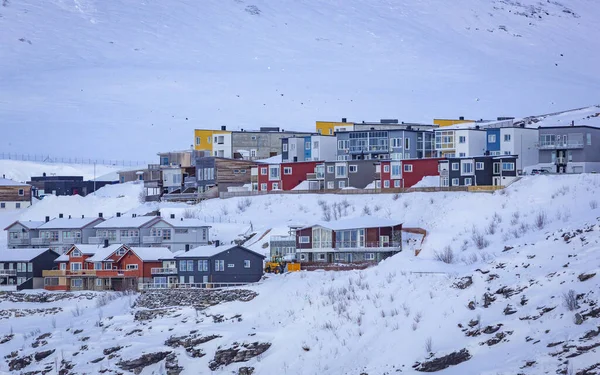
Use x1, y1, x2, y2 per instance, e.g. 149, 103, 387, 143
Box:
209, 342, 271, 371
9, 355, 33, 371
578, 273, 596, 282
453, 277, 473, 290
413, 349, 472, 372
238, 367, 255, 375
34, 349, 55, 361
117, 351, 172, 374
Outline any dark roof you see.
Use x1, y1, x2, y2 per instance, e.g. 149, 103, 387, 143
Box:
537, 125, 600, 130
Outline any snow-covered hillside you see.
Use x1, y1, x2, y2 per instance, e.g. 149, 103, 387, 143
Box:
1, 175, 600, 374
1, 0, 599, 159
0, 160, 120, 183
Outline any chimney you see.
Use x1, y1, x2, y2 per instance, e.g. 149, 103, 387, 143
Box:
180, 218, 183, 221
59, 213, 63, 219
45, 216, 50, 223
571, 121, 575, 126
81, 215, 85, 219
116, 212, 121, 218
170, 214, 175, 219
104, 239, 109, 248
68, 215, 71, 219
342, 118, 347, 123
185, 244, 190, 252
43, 172, 46, 177
221, 125, 226, 131
215, 240, 220, 247
99, 212, 103, 218
459, 116, 465, 121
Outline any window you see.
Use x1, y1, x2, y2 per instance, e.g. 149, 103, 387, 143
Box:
215, 260, 225, 271
587, 133, 592, 146
318, 253, 326, 260
451, 178, 459, 186
272, 182, 279, 190
94, 262, 102, 270
60, 263, 66, 270
384, 180, 390, 188
96, 279, 103, 287
299, 236, 310, 244
383, 165, 390, 173
313, 141, 319, 149
283, 167, 292, 175
260, 183, 267, 191
105, 263, 112, 270
303, 142, 309, 150
365, 253, 375, 261
349, 165, 358, 173
260, 167, 267, 175
335, 165, 347, 178
405, 138, 410, 150
244, 260, 251, 268
71, 262, 82, 271
376, 180, 381, 188
459, 153, 466, 157
461, 161, 474, 175
327, 181, 334, 189
391, 138, 402, 148
338, 181, 346, 189
490, 151, 501, 156
394, 180, 401, 188
16, 203, 20, 209
120, 230, 138, 238
451, 163, 459, 171
391, 163, 402, 178
16, 262, 24, 272
337, 140, 349, 150
198, 260, 209, 271
17, 188, 24, 196
327, 166, 334, 174
475, 162, 484, 170
45, 278, 59, 286
269, 166, 280, 180
458, 136, 466, 144
403, 164, 413, 172
504, 151, 511, 155
493, 163, 500, 174
464, 178, 473, 186
179, 261, 187, 272
329, 129, 333, 135
71, 279, 83, 288
116, 248, 126, 256
196, 136, 201, 145
207, 136, 211, 143
504, 134, 511, 142
186, 260, 194, 271
126, 264, 139, 270
502, 162, 515, 171
488, 134, 496, 143
282, 144, 288, 152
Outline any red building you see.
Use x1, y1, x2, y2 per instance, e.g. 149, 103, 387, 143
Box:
379, 158, 442, 189
43, 244, 173, 291
255, 161, 320, 191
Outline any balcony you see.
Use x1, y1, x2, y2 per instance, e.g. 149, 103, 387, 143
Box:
144, 180, 160, 188
307, 172, 325, 180
536, 141, 584, 150
334, 241, 402, 251
43, 269, 96, 277
8, 238, 31, 246
0, 269, 17, 276
151, 267, 177, 275
31, 238, 51, 245
556, 157, 567, 165
43, 269, 138, 278
89, 237, 114, 245
271, 235, 296, 242
143, 236, 163, 244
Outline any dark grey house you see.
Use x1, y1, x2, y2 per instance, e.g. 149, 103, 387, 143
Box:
0, 248, 60, 290
175, 244, 265, 284
438, 155, 518, 187
318, 160, 379, 190
535, 126, 600, 173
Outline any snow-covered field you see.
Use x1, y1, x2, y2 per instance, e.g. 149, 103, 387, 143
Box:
1, 169, 599, 374
0, 160, 120, 183
1, 0, 600, 159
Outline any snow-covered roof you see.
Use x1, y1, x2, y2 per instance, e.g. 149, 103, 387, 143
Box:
85, 245, 126, 262
38, 217, 103, 230
71, 244, 114, 255
301, 217, 403, 231
0, 248, 57, 262
94, 216, 160, 229
55, 253, 69, 262
0, 178, 28, 187
255, 155, 282, 164
175, 244, 265, 259
162, 218, 211, 228
4, 220, 45, 231
128, 247, 174, 261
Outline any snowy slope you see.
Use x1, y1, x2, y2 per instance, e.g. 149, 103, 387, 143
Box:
0, 160, 120, 183
0, 175, 599, 374
1, 0, 600, 159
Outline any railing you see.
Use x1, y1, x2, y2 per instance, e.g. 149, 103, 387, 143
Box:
220, 186, 471, 198
150, 267, 177, 275
556, 157, 567, 165
43, 269, 139, 277
271, 235, 296, 242
138, 282, 250, 290
8, 238, 30, 245
297, 241, 402, 252
536, 141, 584, 150
31, 238, 51, 245
143, 236, 163, 244
89, 236, 113, 244
0, 270, 17, 276
144, 181, 160, 188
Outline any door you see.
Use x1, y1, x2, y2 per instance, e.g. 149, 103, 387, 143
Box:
189, 276, 194, 284
493, 177, 501, 186
347, 253, 353, 263
179, 276, 185, 284
328, 253, 334, 263
203, 275, 208, 284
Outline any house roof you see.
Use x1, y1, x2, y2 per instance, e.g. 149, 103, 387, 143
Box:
85, 245, 126, 262
0, 248, 58, 262
175, 244, 265, 259
38, 217, 104, 230
0, 178, 28, 187
161, 218, 212, 228
94, 216, 160, 229
127, 247, 174, 261
301, 217, 403, 231
3, 220, 45, 231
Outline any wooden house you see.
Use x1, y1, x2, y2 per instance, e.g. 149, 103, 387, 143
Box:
0, 177, 32, 210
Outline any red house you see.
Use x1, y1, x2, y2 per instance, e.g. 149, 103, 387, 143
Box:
43, 244, 174, 291
379, 158, 442, 189
255, 161, 320, 191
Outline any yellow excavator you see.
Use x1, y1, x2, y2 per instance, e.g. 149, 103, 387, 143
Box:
264, 256, 301, 274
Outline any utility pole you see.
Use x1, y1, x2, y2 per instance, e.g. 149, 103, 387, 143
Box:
94, 162, 96, 196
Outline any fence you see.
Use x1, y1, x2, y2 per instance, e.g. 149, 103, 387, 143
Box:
138, 282, 250, 290
220, 186, 473, 199
0, 153, 150, 167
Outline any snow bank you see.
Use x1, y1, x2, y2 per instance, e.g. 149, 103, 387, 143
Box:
412, 175, 440, 188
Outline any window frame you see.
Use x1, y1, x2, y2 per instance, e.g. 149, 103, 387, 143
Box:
403, 164, 413, 172
299, 236, 310, 244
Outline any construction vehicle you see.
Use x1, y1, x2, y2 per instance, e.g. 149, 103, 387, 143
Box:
264, 256, 301, 274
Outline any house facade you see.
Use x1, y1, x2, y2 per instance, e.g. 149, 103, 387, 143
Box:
175, 244, 265, 284
485, 126, 539, 172
379, 158, 442, 189
281, 135, 337, 163
254, 161, 320, 191
0, 248, 59, 290
336, 128, 435, 161
195, 156, 257, 193
295, 218, 402, 263
28, 175, 115, 197
435, 127, 487, 158
34, 216, 105, 253
438, 155, 518, 187
269, 225, 304, 260
321, 160, 379, 190
43, 244, 173, 291
534, 126, 600, 173
4, 220, 45, 249
0, 177, 32, 210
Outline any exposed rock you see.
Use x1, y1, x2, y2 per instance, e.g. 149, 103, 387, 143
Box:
520, 295, 528, 306
581, 327, 600, 341
165, 353, 183, 375
103, 346, 122, 355
547, 341, 564, 347
34, 349, 54, 361
520, 360, 536, 369
117, 351, 171, 374
583, 307, 600, 319
238, 367, 255, 375
126, 329, 143, 336
504, 305, 517, 315
575, 313, 584, 325
209, 342, 271, 371
9, 355, 33, 371
0, 292, 96, 304
90, 357, 105, 363
0, 334, 14, 344
468, 319, 479, 328
165, 333, 220, 358
453, 277, 473, 290
578, 273, 596, 282
467, 301, 475, 310
135, 289, 257, 310
482, 325, 502, 334
482, 332, 506, 346
495, 285, 527, 298
413, 349, 472, 372
73, 329, 83, 335
483, 293, 496, 308
503, 246, 514, 252
134, 308, 177, 321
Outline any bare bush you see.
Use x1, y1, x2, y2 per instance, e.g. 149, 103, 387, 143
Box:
562, 290, 579, 311
137, 190, 147, 204
434, 246, 455, 264
463, 252, 478, 265
237, 198, 252, 212
321, 202, 332, 221
534, 211, 548, 230
220, 205, 229, 216
403, 201, 409, 208
492, 212, 502, 224
374, 204, 381, 212
510, 212, 520, 225
414, 311, 422, 324
182, 208, 197, 219
486, 220, 497, 235
551, 185, 570, 199
392, 193, 400, 201
590, 200, 598, 209
471, 229, 489, 249
71, 305, 83, 317
425, 337, 433, 353
518, 222, 529, 235
362, 205, 372, 216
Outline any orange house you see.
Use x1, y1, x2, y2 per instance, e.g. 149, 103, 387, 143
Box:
43, 244, 173, 291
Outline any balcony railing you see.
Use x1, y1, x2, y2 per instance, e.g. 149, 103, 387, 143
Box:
139, 282, 250, 290
143, 236, 163, 244
31, 238, 51, 245
271, 235, 296, 242
297, 241, 402, 252
536, 141, 584, 150
43, 269, 139, 277
89, 237, 115, 244
150, 268, 177, 275
8, 238, 30, 245
307, 172, 325, 180
0, 270, 17, 276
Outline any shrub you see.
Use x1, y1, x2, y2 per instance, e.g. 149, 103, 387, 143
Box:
486, 220, 497, 235
510, 212, 520, 225
434, 246, 455, 264
562, 290, 579, 311
220, 205, 229, 216
392, 193, 400, 201
425, 337, 433, 353
137, 190, 147, 204
237, 198, 252, 212
182, 208, 197, 219
403, 201, 409, 208
362, 205, 372, 216
534, 211, 548, 230
72, 305, 83, 317
471, 229, 489, 249
590, 200, 598, 209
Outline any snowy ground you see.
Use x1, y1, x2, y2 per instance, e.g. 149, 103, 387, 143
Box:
1, 172, 599, 374
0, 160, 120, 183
